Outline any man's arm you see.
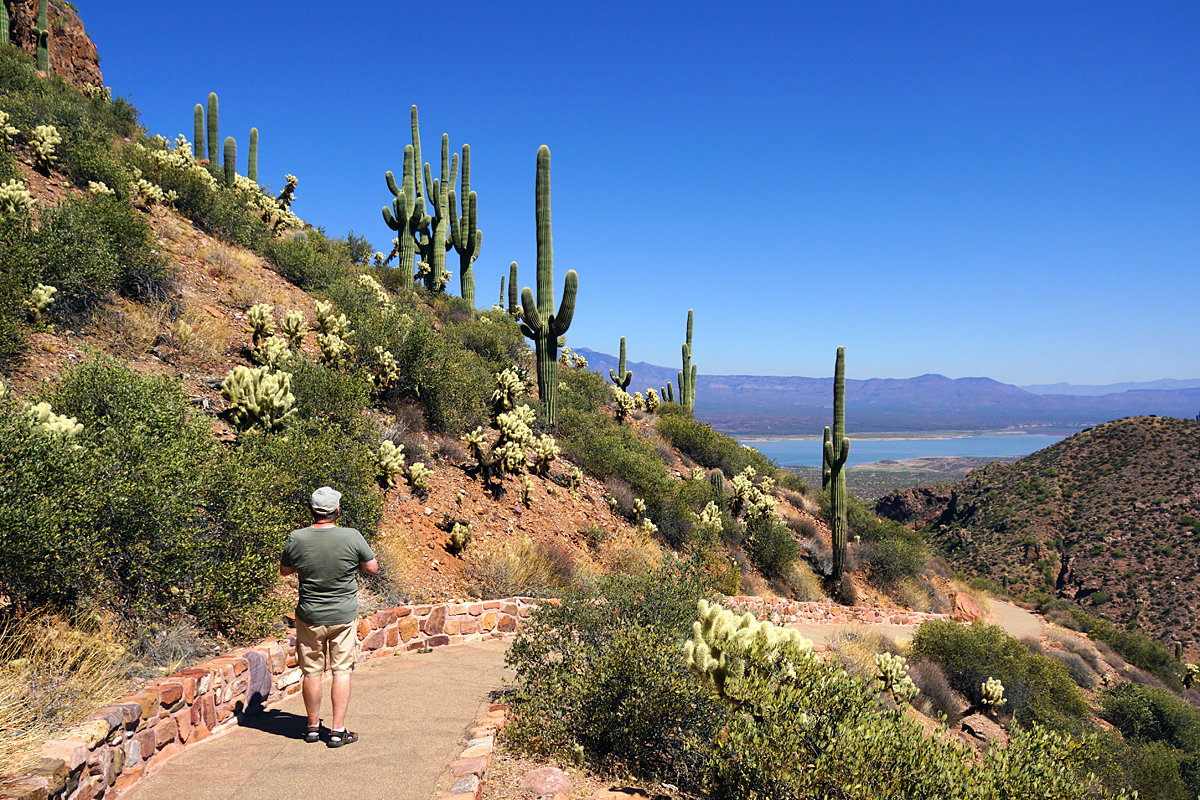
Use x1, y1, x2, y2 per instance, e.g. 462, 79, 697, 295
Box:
280, 564, 297, 576
359, 558, 379, 576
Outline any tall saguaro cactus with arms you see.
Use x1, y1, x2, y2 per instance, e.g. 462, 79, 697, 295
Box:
824, 346, 850, 582
35, 0, 50, 72
382, 137, 426, 293
520, 145, 578, 426
450, 144, 482, 306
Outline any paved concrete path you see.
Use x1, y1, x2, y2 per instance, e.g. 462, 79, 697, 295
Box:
124, 639, 511, 800
788, 600, 1045, 648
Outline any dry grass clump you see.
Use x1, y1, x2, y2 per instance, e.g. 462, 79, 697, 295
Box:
88, 300, 171, 356
173, 304, 229, 364
908, 658, 967, 726
464, 538, 578, 600
596, 527, 662, 576
0, 613, 133, 775
827, 628, 903, 681
772, 560, 826, 602
201, 242, 257, 280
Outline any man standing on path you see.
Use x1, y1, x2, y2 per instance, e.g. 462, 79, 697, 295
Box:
280, 486, 378, 748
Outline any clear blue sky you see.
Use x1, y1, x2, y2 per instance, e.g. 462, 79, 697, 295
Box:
85, 2, 1198, 385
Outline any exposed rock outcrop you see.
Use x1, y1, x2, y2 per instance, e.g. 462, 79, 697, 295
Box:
8, 0, 103, 90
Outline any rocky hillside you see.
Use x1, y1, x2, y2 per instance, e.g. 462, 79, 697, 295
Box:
877, 415, 1200, 654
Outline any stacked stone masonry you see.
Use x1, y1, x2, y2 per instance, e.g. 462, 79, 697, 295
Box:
0, 596, 951, 800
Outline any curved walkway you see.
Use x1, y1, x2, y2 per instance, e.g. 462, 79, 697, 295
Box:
789, 600, 1045, 647
123, 639, 510, 800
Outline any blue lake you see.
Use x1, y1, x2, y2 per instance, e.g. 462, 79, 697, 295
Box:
740, 434, 1069, 468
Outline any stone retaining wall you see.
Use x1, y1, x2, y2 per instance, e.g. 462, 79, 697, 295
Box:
0, 598, 537, 800
0, 595, 951, 800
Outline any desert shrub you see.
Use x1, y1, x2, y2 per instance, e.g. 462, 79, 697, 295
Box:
502, 559, 723, 789
909, 619, 1092, 732
787, 514, 818, 539
558, 366, 611, 416
0, 396, 98, 608
596, 528, 662, 576
773, 560, 825, 601
691, 609, 1128, 800
442, 314, 526, 373
777, 470, 809, 494
863, 536, 926, 587
396, 318, 492, 434
1062, 607, 1182, 689
827, 628, 903, 681
5, 195, 172, 317
1103, 683, 1200, 752
909, 658, 965, 725
557, 407, 673, 507
464, 538, 576, 599
287, 356, 372, 434
1048, 649, 1100, 690
261, 230, 344, 290
655, 405, 774, 478
743, 512, 799, 580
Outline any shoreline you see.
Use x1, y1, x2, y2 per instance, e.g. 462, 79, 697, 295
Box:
738, 429, 1077, 443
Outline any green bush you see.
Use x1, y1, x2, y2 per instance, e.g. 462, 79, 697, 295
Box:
1096, 733, 1198, 800
502, 559, 725, 789
909, 618, 1092, 732
655, 406, 775, 477
865, 537, 926, 587
1102, 682, 1200, 753
287, 356, 372, 434
1, 195, 172, 317
442, 314, 526, 373
557, 406, 673, 508
397, 318, 492, 434
0, 395, 99, 608
744, 513, 800, 580
1063, 608, 1182, 689
261, 230, 345, 290
558, 365, 611, 416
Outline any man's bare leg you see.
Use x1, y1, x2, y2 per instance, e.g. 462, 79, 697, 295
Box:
330, 673, 352, 731
302, 675, 323, 728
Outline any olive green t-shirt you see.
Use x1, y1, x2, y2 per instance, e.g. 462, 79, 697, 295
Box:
280, 525, 376, 626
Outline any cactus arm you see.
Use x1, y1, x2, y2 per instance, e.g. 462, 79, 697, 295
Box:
499, 275, 505, 307
508, 262, 520, 316
410, 105, 423, 199
549, 271, 577, 338
248, 128, 258, 184
610, 337, 634, 389
386, 170, 400, 197
520, 287, 543, 332
223, 137, 236, 186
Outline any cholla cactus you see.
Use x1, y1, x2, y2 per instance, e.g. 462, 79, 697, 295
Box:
645, 388, 660, 413
497, 405, 536, 449
31, 125, 61, 169
981, 677, 1006, 715
730, 467, 757, 509
568, 467, 583, 493
25, 402, 83, 444
172, 320, 194, 353
370, 346, 399, 391
491, 368, 524, 417
82, 83, 111, 102
613, 389, 635, 422
0, 111, 17, 147
252, 335, 292, 370
277, 174, 298, 210
572, 352, 588, 369
639, 517, 658, 536
318, 332, 352, 368
462, 427, 489, 463
25, 283, 56, 327
86, 181, 114, 197
408, 461, 432, 492
377, 440, 406, 489
528, 433, 560, 475
280, 310, 305, 349
691, 467, 705, 481
0, 179, 35, 216
357, 273, 392, 308
630, 391, 644, 411
1185, 663, 1200, 689
683, 598, 813, 702
247, 303, 276, 346
520, 475, 534, 507
448, 522, 471, 555
875, 653, 919, 706
696, 501, 723, 536
313, 300, 353, 338
559, 346, 574, 366
132, 177, 164, 209
220, 365, 296, 432
633, 498, 646, 521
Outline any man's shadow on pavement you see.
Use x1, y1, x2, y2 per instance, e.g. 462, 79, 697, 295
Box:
233, 706, 311, 742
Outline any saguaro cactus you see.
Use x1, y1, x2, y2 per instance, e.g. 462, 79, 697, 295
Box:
223, 137, 236, 186
450, 144, 482, 306
498, 275, 505, 308
35, 0, 49, 72
609, 337, 633, 390
193, 104, 204, 160
416, 131, 456, 292
507, 261, 520, 318
678, 309, 697, 411
825, 346, 850, 581
382, 144, 425, 293
1, 1, 9, 47
520, 145, 578, 427
248, 127, 258, 183
206, 93, 219, 165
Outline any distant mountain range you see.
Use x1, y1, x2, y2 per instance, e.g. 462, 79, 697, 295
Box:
573, 348, 1200, 435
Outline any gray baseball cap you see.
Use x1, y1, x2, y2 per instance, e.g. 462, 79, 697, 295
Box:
310, 486, 342, 513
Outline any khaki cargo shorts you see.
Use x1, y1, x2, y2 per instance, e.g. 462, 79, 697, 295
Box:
295, 618, 357, 676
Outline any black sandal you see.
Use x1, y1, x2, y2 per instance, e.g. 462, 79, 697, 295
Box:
305, 724, 321, 744
327, 729, 358, 748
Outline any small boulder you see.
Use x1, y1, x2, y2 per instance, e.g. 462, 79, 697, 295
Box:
952, 592, 982, 623
518, 766, 572, 796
